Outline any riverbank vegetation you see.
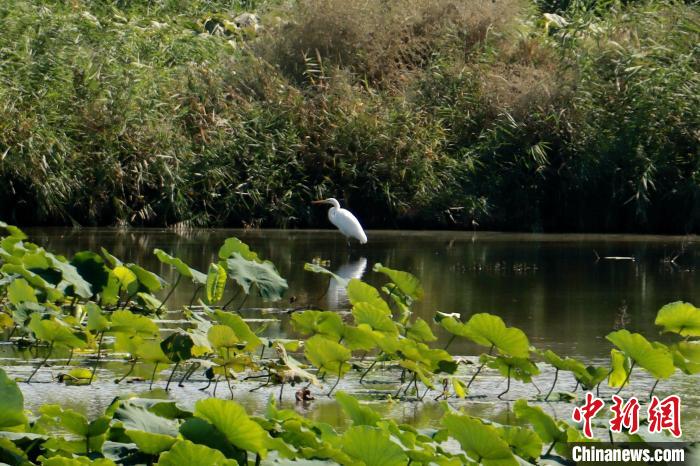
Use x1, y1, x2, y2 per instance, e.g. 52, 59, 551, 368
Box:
1, 222, 699, 463
0, 0, 698, 232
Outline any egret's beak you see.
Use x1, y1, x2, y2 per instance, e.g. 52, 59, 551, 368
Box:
311, 200, 327, 205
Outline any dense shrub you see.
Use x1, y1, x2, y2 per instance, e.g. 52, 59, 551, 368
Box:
0, 0, 698, 232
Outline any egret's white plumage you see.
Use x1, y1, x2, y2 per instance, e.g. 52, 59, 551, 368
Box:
312, 198, 367, 244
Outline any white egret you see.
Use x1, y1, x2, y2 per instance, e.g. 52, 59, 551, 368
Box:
312, 198, 367, 245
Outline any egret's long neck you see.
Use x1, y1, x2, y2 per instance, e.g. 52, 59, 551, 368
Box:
328, 199, 340, 209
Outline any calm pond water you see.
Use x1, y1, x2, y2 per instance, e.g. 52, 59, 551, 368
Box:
3, 228, 700, 439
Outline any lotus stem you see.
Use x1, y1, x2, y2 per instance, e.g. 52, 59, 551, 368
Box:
649, 379, 659, 400
443, 335, 456, 351
179, 362, 200, 387
66, 348, 74, 366
615, 361, 635, 395
359, 359, 378, 384
278, 382, 284, 401
157, 274, 181, 312
222, 289, 241, 310
89, 331, 105, 385
326, 365, 343, 397
188, 285, 203, 308
116, 358, 137, 384
545, 368, 558, 401
236, 294, 249, 312
26, 342, 53, 383
497, 366, 511, 399
466, 344, 495, 389
165, 361, 180, 391
149, 362, 159, 390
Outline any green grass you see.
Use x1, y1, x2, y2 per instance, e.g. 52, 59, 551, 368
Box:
0, 0, 698, 231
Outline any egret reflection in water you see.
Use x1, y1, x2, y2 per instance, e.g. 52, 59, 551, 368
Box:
326, 256, 368, 309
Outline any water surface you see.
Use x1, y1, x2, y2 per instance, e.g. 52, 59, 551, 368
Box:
5, 228, 700, 439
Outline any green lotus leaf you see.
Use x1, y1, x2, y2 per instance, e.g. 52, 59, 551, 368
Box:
154, 249, 207, 284
303, 262, 349, 288
86, 303, 110, 333
373, 263, 424, 301
136, 340, 171, 364
575, 365, 609, 390
0, 313, 13, 330
127, 264, 166, 293
464, 313, 530, 358
342, 325, 377, 351
541, 349, 586, 374
655, 301, 700, 337
211, 311, 261, 351
206, 263, 227, 304
336, 391, 380, 427
42, 457, 116, 466
194, 398, 268, 455
218, 237, 259, 262
157, 440, 238, 466
481, 354, 540, 383
7, 278, 37, 305
406, 318, 436, 342
100, 248, 122, 267
160, 332, 194, 363
29, 314, 86, 349
109, 310, 160, 338
136, 292, 165, 312
347, 279, 391, 315
442, 413, 517, 466
0, 368, 27, 431
208, 325, 239, 349
2, 264, 63, 302
513, 399, 568, 446
498, 425, 543, 462
70, 251, 110, 298
291, 311, 344, 340
342, 425, 408, 466
434, 312, 474, 340
608, 349, 631, 388
606, 329, 675, 380
0, 222, 27, 240
45, 252, 93, 298
112, 266, 138, 295
352, 302, 398, 336
224, 254, 287, 301
179, 418, 246, 464
304, 334, 351, 376
115, 403, 179, 455
670, 341, 700, 374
